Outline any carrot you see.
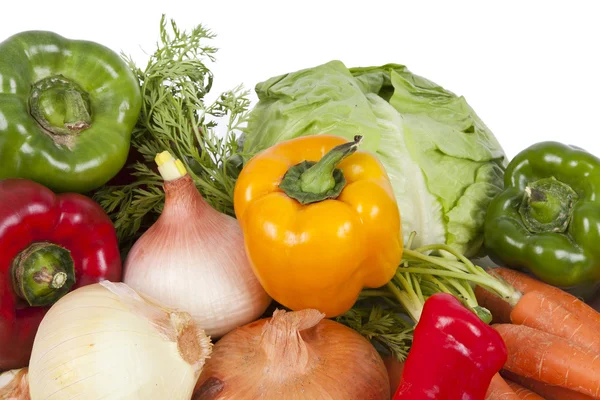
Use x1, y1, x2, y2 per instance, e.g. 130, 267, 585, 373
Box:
505, 379, 544, 399
502, 370, 595, 400
494, 323, 600, 398
486, 373, 520, 399
490, 268, 600, 332
510, 290, 600, 353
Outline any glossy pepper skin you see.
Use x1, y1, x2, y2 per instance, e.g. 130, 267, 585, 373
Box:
234, 135, 403, 318
0, 30, 142, 193
0, 178, 122, 370
393, 293, 507, 400
484, 141, 600, 289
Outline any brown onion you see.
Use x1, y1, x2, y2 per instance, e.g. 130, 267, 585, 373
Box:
193, 309, 390, 400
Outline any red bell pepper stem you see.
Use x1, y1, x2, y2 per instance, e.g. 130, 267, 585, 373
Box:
393, 293, 508, 400
11, 242, 76, 306
0, 178, 122, 370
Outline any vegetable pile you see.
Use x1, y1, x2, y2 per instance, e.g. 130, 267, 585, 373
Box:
1, 14, 600, 400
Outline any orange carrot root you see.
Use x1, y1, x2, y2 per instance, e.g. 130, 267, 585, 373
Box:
510, 291, 600, 353
505, 379, 544, 399
502, 370, 595, 400
490, 268, 600, 332
494, 323, 600, 398
486, 373, 520, 400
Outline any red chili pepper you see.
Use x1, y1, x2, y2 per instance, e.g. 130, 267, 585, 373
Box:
0, 178, 122, 370
393, 293, 507, 400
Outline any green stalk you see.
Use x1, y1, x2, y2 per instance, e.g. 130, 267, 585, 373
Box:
461, 278, 477, 302
398, 272, 425, 306
405, 231, 417, 249
420, 274, 472, 307
399, 266, 520, 306
422, 275, 453, 295
412, 243, 482, 274
445, 278, 478, 308
441, 259, 471, 273
403, 249, 463, 272
387, 276, 422, 323
405, 258, 466, 274
411, 274, 424, 303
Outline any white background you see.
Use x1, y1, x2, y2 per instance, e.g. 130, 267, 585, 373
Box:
2, 0, 599, 160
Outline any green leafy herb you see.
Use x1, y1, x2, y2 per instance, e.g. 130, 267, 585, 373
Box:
336, 305, 413, 362
93, 16, 250, 251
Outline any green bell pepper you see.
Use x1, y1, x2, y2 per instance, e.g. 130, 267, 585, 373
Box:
484, 141, 600, 289
0, 30, 141, 193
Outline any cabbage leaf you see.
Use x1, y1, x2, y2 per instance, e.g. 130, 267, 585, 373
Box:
243, 60, 507, 256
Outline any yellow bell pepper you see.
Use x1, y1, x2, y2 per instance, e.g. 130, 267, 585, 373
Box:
234, 134, 403, 317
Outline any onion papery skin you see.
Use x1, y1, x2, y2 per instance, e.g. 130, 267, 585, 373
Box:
124, 175, 271, 339
0, 367, 29, 399
193, 309, 390, 400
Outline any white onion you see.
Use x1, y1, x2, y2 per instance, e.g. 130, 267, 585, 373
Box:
28, 281, 212, 400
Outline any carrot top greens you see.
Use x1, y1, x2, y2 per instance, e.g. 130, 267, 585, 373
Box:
93, 16, 248, 253
336, 232, 521, 361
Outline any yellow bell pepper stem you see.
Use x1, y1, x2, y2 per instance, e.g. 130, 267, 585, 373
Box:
298, 135, 362, 194
278, 135, 363, 205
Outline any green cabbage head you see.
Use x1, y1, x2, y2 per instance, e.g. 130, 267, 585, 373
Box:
242, 60, 507, 257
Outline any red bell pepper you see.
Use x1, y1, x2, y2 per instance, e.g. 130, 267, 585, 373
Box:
0, 178, 122, 370
393, 293, 507, 400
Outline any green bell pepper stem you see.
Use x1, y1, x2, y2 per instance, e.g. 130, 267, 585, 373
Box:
518, 177, 578, 233
29, 75, 92, 138
484, 141, 600, 289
